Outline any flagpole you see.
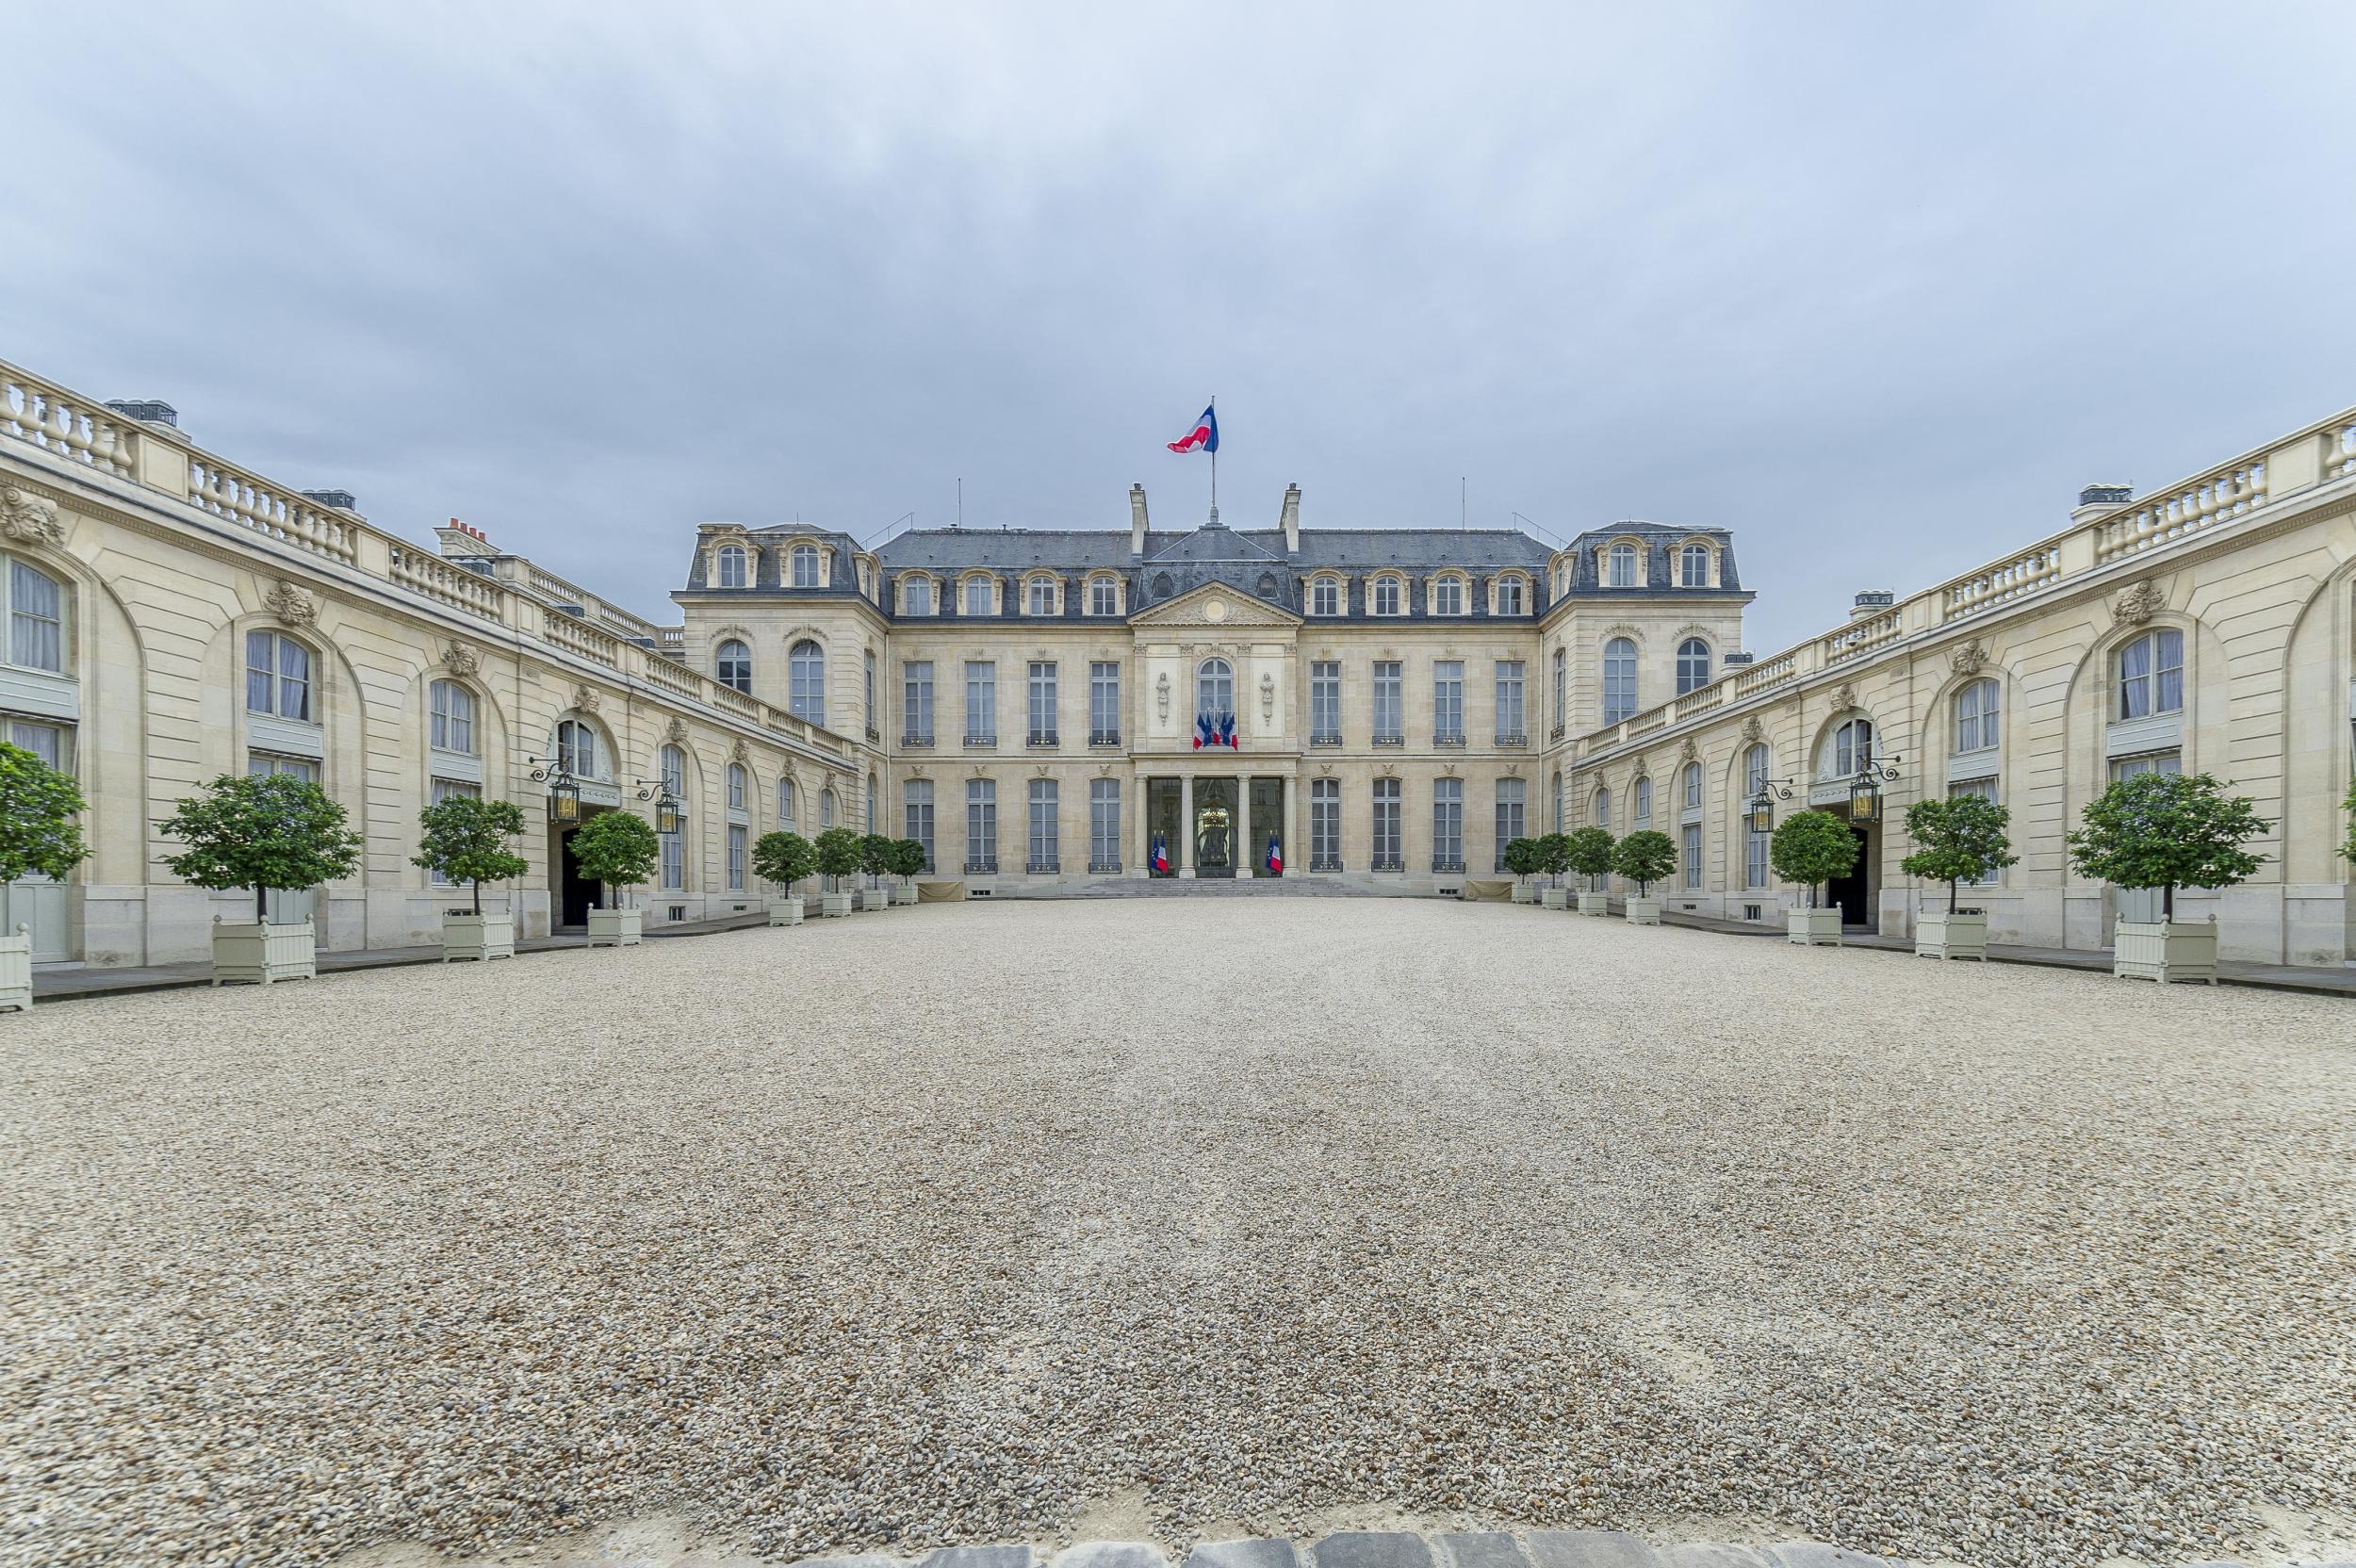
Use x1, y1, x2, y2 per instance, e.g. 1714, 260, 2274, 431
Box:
1209, 394, 1218, 521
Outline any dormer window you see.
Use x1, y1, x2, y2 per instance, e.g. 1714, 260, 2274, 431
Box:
964, 578, 993, 616
1608, 543, 1639, 588
1088, 578, 1119, 615
1373, 577, 1401, 615
1027, 578, 1056, 615
1312, 578, 1339, 615
1679, 544, 1711, 587
715, 544, 748, 589
1495, 577, 1524, 615
790, 544, 820, 587
1432, 577, 1464, 615
902, 577, 933, 615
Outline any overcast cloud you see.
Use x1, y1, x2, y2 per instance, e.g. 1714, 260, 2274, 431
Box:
7, 0, 2352, 652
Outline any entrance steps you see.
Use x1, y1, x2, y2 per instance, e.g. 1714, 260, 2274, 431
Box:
1058, 874, 1382, 898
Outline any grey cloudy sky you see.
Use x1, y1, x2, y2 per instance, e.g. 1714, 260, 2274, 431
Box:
8, 1, 2352, 653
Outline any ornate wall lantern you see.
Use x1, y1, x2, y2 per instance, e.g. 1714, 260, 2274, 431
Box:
528, 758, 581, 825
1746, 788, 1776, 836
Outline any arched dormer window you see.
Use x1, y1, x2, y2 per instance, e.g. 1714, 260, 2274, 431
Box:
715, 544, 749, 589
716, 638, 752, 694
1372, 576, 1401, 615
1197, 657, 1234, 720
428, 679, 476, 754
901, 576, 934, 615
790, 544, 821, 588
1679, 544, 1711, 587
7, 558, 67, 673
963, 577, 994, 616
1150, 572, 1174, 600
1607, 543, 1640, 588
245, 629, 313, 722
1311, 577, 1340, 616
788, 640, 826, 723
1088, 577, 1120, 615
1495, 576, 1525, 616
1601, 636, 1637, 725
1676, 637, 1710, 695
1432, 576, 1464, 615
1254, 571, 1280, 600
1026, 578, 1056, 615
1954, 678, 2000, 754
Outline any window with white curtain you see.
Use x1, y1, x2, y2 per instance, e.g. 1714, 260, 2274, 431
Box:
1682, 823, 1702, 889
1311, 662, 1340, 742
902, 577, 933, 614
903, 661, 935, 743
1495, 661, 1525, 742
1027, 778, 1058, 871
2117, 630, 2184, 719
1372, 577, 1400, 614
965, 661, 996, 742
1954, 678, 2001, 755
790, 545, 820, 587
1432, 777, 1464, 871
1432, 661, 1463, 743
1495, 577, 1524, 615
245, 630, 312, 721
1372, 662, 1401, 741
7, 560, 64, 672
429, 680, 475, 754
1602, 637, 1636, 724
1608, 543, 1638, 587
788, 641, 825, 723
1680, 545, 1710, 586
1432, 577, 1464, 615
1197, 658, 1233, 721
1089, 778, 1120, 870
1312, 578, 1339, 615
905, 779, 935, 871
1027, 579, 1055, 615
1311, 778, 1340, 870
963, 577, 992, 615
1371, 777, 1402, 870
966, 779, 997, 871
715, 545, 748, 588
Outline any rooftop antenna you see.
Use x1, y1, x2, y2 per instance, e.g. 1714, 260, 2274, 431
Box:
957, 478, 963, 529
1461, 477, 1467, 531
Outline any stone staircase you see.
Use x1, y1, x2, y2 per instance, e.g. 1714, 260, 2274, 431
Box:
1057, 874, 1383, 898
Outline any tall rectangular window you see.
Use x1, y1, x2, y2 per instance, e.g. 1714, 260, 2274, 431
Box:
1311, 778, 1341, 870
1495, 661, 1525, 742
1432, 777, 1464, 871
1027, 778, 1059, 871
1432, 662, 1464, 743
863, 650, 876, 732
8, 562, 63, 672
2117, 629, 2184, 720
903, 578, 933, 614
965, 661, 996, 743
1950, 776, 2002, 884
1089, 778, 1120, 870
1372, 662, 1402, 743
662, 827, 685, 890
1681, 823, 1701, 890
1551, 647, 1566, 733
1371, 777, 1402, 869
904, 661, 934, 743
1028, 662, 1057, 744
905, 779, 935, 872
1494, 777, 1526, 869
1088, 662, 1120, 743
430, 680, 474, 754
965, 779, 997, 870
245, 631, 311, 721
1602, 638, 1637, 725
728, 824, 747, 890
1311, 662, 1340, 743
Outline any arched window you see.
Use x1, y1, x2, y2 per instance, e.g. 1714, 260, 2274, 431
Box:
1197, 657, 1234, 719
1551, 770, 1563, 831
1312, 578, 1339, 615
1742, 743, 1772, 888
1954, 678, 2000, 753
902, 577, 933, 615
777, 776, 797, 829
1551, 646, 1566, 730
6, 559, 65, 673
1027, 578, 1055, 615
2117, 629, 2184, 719
1744, 743, 1771, 797
244, 630, 313, 721
555, 717, 601, 778
1679, 545, 1710, 587
1633, 776, 1652, 825
964, 578, 993, 615
1089, 578, 1119, 615
791, 544, 821, 587
728, 762, 747, 812
1829, 717, 1874, 777
1594, 786, 1612, 828
1676, 637, 1710, 695
716, 638, 752, 694
1373, 577, 1400, 615
1151, 573, 1173, 599
1496, 577, 1524, 615
1433, 577, 1464, 615
658, 744, 688, 890
820, 787, 835, 828
1255, 571, 1280, 600
1608, 543, 1639, 588
715, 544, 748, 588
1682, 761, 1702, 810
788, 640, 825, 723
659, 743, 686, 796
429, 680, 476, 754
1602, 636, 1637, 724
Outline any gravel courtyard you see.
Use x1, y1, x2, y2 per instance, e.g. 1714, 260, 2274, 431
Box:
5, 900, 2353, 1568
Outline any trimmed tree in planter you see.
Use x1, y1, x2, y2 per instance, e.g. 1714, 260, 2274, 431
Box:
1535, 831, 1573, 908
1611, 829, 1677, 925
2341, 779, 2356, 865
0, 741, 91, 1012
158, 772, 363, 983
412, 794, 530, 961
1900, 794, 2017, 961
568, 809, 660, 947
753, 829, 817, 925
858, 832, 895, 910
1565, 825, 1615, 915
890, 838, 927, 903
1500, 836, 1542, 902
2067, 771, 2268, 984
1771, 808, 1860, 946
813, 827, 864, 918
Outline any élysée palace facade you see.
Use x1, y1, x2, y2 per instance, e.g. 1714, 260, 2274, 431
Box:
5, 351, 2355, 971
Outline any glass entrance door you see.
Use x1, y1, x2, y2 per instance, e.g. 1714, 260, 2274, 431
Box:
1193, 777, 1238, 877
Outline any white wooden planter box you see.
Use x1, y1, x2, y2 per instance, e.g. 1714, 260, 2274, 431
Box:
212, 916, 318, 985
1624, 897, 1661, 926
1511, 881, 1535, 905
585, 906, 644, 947
1787, 906, 1845, 946
1915, 909, 1988, 961
1578, 890, 1609, 916
441, 911, 515, 963
1541, 887, 1568, 910
2115, 918, 2219, 984
768, 896, 806, 927
820, 891, 855, 919
0, 924, 30, 1014
892, 884, 920, 905
860, 887, 892, 912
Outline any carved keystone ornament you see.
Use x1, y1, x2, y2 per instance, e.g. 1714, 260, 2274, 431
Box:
2112, 580, 2166, 626
0, 484, 64, 547
441, 641, 482, 677
263, 581, 318, 627
1948, 640, 1988, 676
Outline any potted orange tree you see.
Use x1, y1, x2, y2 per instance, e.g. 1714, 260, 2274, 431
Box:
1611, 830, 1677, 925
2068, 771, 2266, 984
570, 809, 659, 947
754, 829, 816, 925
413, 794, 530, 961
1565, 825, 1614, 915
1772, 808, 1858, 946
0, 740, 90, 1012
1900, 794, 2016, 961
160, 772, 362, 984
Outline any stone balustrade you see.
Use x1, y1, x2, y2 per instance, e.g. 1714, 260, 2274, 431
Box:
0, 352, 850, 767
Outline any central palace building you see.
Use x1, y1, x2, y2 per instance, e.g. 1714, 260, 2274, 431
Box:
4, 351, 2353, 971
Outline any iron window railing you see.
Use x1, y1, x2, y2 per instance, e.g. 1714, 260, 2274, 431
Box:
1026, 859, 1059, 874
1495, 731, 1528, 747
965, 857, 998, 873
1088, 859, 1121, 874
1027, 730, 1059, 747
903, 733, 934, 747
1310, 857, 1343, 872
1372, 858, 1404, 872
1432, 858, 1464, 874
1433, 730, 1465, 747
1088, 728, 1121, 746
1373, 733, 1404, 746
964, 732, 998, 748
1310, 732, 1342, 746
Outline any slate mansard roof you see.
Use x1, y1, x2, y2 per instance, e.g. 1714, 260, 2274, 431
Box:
677, 512, 1743, 620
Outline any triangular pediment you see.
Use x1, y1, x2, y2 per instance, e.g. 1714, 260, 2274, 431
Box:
1130, 580, 1300, 629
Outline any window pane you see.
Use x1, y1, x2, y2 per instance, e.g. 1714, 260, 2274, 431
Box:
278, 639, 310, 721
8, 563, 63, 671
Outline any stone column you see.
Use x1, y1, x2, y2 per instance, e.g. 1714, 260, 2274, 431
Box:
1178, 774, 1194, 878
1282, 772, 1297, 875
1136, 770, 1151, 876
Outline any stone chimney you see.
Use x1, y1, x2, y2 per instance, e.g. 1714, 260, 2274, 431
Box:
1280, 483, 1301, 554
104, 399, 177, 429
1850, 589, 1895, 620
2073, 483, 2133, 524
435, 517, 495, 557
1129, 483, 1149, 555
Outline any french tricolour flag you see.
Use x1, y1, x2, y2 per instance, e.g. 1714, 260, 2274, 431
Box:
1152, 833, 1170, 874
1167, 403, 1219, 454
